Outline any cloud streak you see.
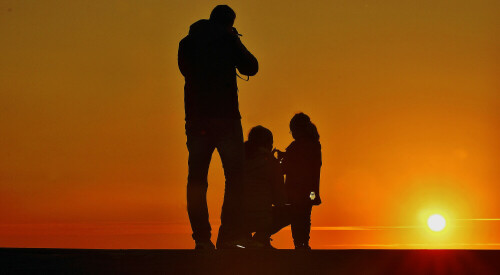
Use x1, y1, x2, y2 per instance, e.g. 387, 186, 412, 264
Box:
304, 225, 422, 231
322, 243, 500, 248
457, 218, 500, 221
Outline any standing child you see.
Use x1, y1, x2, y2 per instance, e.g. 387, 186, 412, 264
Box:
274, 113, 322, 250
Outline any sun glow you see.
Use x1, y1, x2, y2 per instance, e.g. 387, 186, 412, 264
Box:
427, 214, 446, 232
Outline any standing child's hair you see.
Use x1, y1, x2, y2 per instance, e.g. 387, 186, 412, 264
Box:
289, 113, 319, 141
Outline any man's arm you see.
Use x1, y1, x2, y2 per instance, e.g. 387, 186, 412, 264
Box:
234, 38, 258, 76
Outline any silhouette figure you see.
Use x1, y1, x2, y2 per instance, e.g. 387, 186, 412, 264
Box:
241, 126, 286, 249
254, 113, 322, 250
178, 5, 258, 250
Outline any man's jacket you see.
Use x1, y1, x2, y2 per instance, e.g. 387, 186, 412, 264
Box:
178, 19, 259, 120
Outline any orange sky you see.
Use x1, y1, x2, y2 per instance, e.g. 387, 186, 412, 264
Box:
0, 0, 499, 249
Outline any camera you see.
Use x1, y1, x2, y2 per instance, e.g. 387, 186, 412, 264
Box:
232, 27, 242, 37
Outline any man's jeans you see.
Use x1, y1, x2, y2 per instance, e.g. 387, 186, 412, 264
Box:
185, 118, 244, 246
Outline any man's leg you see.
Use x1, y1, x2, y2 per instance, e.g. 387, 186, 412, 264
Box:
214, 119, 245, 248
186, 121, 215, 244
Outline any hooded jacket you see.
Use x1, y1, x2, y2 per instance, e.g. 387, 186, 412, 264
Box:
178, 19, 259, 120
243, 144, 286, 232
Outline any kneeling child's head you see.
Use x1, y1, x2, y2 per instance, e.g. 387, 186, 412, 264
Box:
248, 125, 273, 152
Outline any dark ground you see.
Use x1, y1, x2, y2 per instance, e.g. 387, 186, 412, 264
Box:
1, 248, 500, 274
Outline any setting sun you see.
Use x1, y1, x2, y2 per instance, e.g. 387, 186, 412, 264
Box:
427, 214, 446, 232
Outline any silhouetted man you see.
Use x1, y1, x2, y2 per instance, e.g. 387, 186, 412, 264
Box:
178, 5, 258, 249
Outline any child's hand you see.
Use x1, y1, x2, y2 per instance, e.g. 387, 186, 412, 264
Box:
272, 148, 285, 162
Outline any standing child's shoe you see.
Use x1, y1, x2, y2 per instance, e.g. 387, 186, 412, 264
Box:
195, 240, 215, 250
294, 243, 311, 250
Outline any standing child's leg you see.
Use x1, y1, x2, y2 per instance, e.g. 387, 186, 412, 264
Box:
291, 204, 313, 249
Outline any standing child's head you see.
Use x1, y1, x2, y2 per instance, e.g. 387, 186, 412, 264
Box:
289, 113, 320, 141
247, 125, 274, 152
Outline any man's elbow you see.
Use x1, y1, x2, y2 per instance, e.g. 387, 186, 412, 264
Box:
238, 60, 259, 76
249, 62, 259, 76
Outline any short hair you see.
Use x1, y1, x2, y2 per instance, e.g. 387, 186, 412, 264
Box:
248, 125, 273, 148
209, 5, 236, 27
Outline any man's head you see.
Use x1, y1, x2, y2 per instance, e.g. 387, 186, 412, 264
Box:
209, 5, 236, 27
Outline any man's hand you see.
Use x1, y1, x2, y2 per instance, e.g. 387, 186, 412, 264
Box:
231, 27, 242, 37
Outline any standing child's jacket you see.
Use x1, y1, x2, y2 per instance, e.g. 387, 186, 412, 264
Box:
282, 139, 322, 205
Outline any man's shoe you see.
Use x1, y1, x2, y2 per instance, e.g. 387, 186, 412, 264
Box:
195, 240, 215, 250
